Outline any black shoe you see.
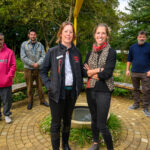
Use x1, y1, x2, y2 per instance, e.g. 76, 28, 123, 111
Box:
40, 101, 49, 107
27, 103, 33, 110
128, 104, 139, 110
62, 144, 71, 150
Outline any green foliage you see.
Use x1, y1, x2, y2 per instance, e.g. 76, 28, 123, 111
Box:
16, 57, 24, 71
115, 61, 126, 70
12, 91, 27, 102
107, 113, 122, 131
40, 115, 51, 133
70, 127, 93, 147
77, 0, 120, 53
0, 0, 120, 54
115, 0, 150, 50
114, 61, 131, 83
13, 71, 25, 84
13, 57, 24, 83
112, 88, 132, 97
43, 86, 48, 94
116, 53, 128, 62
40, 113, 122, 147
107, 113, 122, 143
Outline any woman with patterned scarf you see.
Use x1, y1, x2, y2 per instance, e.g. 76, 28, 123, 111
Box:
84, 23, 116, 150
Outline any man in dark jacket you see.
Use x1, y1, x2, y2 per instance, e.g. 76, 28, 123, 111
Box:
126, 31, 150, 117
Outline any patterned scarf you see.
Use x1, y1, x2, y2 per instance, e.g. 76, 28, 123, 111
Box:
87, 43, 114, 91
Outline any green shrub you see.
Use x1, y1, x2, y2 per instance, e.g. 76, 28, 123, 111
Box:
70, 127, 93, 147
107, 113, 122, 143
13, 71, 25, 84
16, 57, 24, 71
40, 115, 51, 133
113, 88, 132, 98
114, 61, 131, 83
12, 90, 27, 102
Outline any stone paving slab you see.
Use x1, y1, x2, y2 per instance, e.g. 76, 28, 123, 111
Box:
0, 94, 150, 150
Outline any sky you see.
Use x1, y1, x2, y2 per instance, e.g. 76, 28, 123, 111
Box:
118, 0, 130, 13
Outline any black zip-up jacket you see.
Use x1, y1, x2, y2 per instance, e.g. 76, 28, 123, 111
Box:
40, 43, 83, 103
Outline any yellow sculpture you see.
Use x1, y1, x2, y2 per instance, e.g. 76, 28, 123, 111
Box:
73, 0, 84, 45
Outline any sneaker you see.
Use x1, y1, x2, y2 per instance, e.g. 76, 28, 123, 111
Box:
128, 105, 139, 110
88, 144, 99, 150
143, 109, 150, 117
5, 116, 12, 124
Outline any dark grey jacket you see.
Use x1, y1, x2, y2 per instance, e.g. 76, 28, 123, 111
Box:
40, 43, 83, 103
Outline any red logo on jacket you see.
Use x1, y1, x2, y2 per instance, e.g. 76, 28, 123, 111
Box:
74, 56, 79, 63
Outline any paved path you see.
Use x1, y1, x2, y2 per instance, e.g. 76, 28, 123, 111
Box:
0, 94, 150, 150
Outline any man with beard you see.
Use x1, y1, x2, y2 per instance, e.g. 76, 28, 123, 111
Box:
20, 29, 49, 110
0, 33, 16, 123
126, 31, 150, 116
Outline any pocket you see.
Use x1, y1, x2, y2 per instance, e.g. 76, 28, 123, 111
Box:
48, 89, 55, 100
2, 75, 12, 86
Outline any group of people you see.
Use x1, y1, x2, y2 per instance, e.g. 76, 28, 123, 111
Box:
0, 21, 150, 150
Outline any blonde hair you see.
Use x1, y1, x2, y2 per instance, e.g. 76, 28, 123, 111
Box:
56, 21, 76, 43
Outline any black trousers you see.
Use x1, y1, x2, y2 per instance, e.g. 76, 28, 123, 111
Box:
86, 88, 113, 150
49, 89, 76, 150
0, 86, 12, 117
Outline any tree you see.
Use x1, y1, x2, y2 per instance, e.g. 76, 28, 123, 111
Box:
77, 0, 120, 56
0, 0, 120, 55
115, 0, 150, 50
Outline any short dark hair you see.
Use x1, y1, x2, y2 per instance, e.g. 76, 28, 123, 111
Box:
0, 33, 4, 39
138, 31, 147, 36
28, 29, 36, 34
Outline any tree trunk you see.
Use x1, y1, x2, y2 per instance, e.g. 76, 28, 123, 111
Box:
48, 33, 56, 46
68, 0, 75, 22
41, 21, 49, 51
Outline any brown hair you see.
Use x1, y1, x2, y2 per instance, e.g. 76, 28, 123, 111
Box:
56, 21, 76, 43
28, 29, 36, 34
93, 23, 110, 38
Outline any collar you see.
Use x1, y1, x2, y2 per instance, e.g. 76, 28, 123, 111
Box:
28, 39, 37, 44
137, 42, 146, 47
59, 43, 74, 52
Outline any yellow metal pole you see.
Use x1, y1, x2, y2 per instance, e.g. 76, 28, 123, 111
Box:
73, 0, 84, 45
74, 17, 77, 46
